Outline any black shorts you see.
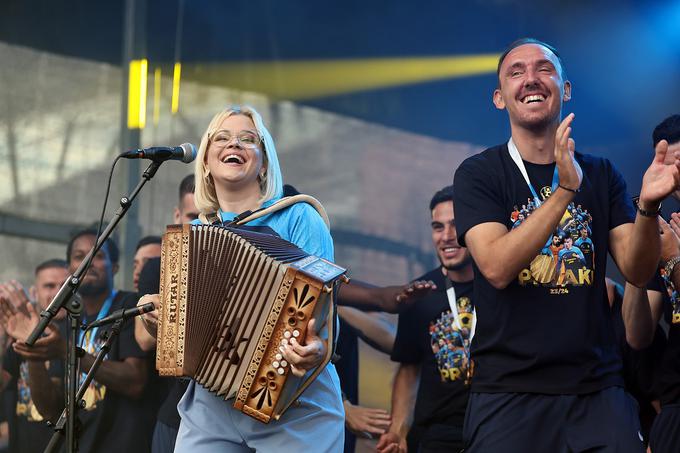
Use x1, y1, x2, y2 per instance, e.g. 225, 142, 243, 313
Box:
418, 423, 464, 453
463, 387, 643, 453
649, 403, 680, 453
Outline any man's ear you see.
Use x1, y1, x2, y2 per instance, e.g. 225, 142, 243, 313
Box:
563, 80, 572, 102
111, 263, 119, 276
173, 207, 181, 224
493, 89, 506, 110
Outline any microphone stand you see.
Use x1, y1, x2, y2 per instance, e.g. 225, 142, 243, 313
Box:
26, 159, 163, 453
44, 319, 125, 453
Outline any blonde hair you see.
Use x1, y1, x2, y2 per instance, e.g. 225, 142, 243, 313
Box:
194, 105, 284, 214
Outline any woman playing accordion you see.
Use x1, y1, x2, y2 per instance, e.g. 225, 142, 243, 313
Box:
140, 105, 344, 452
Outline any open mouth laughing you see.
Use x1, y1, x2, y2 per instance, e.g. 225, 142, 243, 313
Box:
521, 93, 546, 104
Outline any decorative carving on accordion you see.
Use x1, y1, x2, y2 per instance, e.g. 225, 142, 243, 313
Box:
157, 226, 188, 375
235, 273, 323, 423
235, 270, 294, 411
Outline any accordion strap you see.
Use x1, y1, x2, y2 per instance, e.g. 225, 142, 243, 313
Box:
235, 194, 330, 228
199, 194, 331, 229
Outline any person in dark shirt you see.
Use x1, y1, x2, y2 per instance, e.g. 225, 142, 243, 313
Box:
377, 185, 473, 453
453, 38, 679, 452
132, 236, 161, 292
0, 259, 68, 453
622, 114, 680, 453
12, 230, 153, 453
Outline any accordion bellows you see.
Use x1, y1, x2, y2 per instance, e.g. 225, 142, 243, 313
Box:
157, 224, 346, 423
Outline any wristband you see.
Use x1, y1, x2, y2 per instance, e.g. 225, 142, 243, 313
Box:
633, 196, 661, 218
558, 184, 579, 193
664, 256, 680, 278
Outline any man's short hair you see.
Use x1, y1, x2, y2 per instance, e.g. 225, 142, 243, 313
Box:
430, 185, 455, 211
497, 37, 566, 82
653, 114, 680, 147
179, 174, 195, 202
283, 184, 301, 197
66, 229, 119, 264
135, 235, 162, 251
34, 258, 68, 276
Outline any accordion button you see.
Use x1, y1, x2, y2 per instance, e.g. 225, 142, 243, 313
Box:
292, 330, 300, 338
273, 361, 280, 368
275, 353, 283, 361
280, 360, 288, 367
277, 368, 285, 375
281, 339, 289, 346
284, 331, 292, 339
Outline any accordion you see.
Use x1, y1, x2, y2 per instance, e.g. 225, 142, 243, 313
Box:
156, 223, 347, 423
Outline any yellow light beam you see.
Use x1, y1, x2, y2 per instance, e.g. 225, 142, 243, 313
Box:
172, 62, 181, 114
127, 59, 148, 129
182, 54, 500, 100
153, 67, 161, 126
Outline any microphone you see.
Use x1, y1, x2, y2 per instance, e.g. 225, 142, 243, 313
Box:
86, 302, 156, 329
121, 143, 197, 163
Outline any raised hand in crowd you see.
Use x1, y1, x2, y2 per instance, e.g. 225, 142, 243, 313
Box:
640, 139, 680, 212
671, 212, 680, 235
339, 279, 436, 314
554, 113, 582, 192
393, 280, 437, 311
659, 216, 680, 263
0, 280, 39, 342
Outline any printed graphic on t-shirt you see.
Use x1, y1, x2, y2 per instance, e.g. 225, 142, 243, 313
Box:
16, 361, 49, 421
512, 188, 595, 292
659, 268, 680, 324
429, 296, 473, 384
80, 331, 107, 410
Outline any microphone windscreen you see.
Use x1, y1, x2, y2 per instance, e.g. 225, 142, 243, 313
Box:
180, 143, 197, 163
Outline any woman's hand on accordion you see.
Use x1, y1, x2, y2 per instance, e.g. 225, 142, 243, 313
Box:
281, 318, 326, 377
135, 294, 160, 352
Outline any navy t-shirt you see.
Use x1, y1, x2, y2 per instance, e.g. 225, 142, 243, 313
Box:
649, 270, 680, 405
2, 342, 63, 453
453, 143, 636, 394
77, 291, 156, 453
391, 268, 473, 429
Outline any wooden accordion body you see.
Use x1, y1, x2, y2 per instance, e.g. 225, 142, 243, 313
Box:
156, 223, 347, 423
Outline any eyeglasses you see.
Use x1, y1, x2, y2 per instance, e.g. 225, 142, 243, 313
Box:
210, 129, 262, 149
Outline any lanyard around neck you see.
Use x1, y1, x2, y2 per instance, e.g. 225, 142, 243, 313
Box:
507, 138, 560, 207
444, 279, 476, 343
79, 290, 117, 352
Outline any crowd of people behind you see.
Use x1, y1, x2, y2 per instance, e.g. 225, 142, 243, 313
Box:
0, 37, 680, 453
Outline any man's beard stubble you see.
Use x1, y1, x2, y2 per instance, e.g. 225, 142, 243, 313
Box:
79, 280, 110, 297
441, 254, 472, 272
